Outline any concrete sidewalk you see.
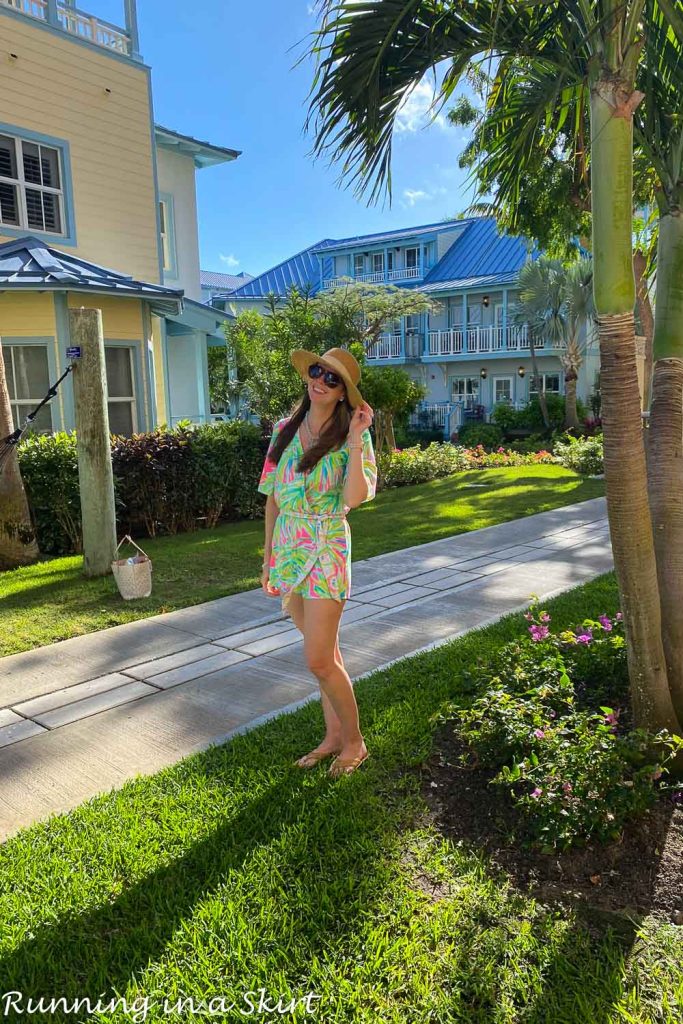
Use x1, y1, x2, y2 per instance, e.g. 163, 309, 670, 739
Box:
0, 497, 612, 841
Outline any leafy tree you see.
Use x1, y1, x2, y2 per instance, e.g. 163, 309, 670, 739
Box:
304, 0, 683, 740
314, 278, 440, 352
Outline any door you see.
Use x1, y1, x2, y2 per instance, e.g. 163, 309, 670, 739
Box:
492, 375, 514, 406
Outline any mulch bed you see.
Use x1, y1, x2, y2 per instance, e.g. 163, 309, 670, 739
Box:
416, 720, 683, 929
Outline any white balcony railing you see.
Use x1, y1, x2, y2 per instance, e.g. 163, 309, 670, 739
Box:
426, 324, 533, 357
1, 0, 132, 54
322, 265, 424, 290
369, 333, 402, 360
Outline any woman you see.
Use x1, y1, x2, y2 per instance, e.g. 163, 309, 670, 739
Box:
257, 346, 377, 778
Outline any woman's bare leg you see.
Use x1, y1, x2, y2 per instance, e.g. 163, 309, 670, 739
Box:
287, 593, 344, 755
302, 597, 366, 764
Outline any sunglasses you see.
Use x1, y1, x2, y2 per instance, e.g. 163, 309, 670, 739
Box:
308, 363, 343, 389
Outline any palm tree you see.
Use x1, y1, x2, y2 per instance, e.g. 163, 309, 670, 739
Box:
305, 0, 682, 735
0, 343, 39, 568
511, 257, 594, 432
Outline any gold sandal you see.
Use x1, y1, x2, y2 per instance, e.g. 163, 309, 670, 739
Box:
328, 750, 369, 778
294, 748, 340, 769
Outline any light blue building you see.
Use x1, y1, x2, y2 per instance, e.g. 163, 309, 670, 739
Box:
226, 217, 599, 436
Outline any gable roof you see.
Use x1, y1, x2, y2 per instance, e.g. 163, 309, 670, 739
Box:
200, 270, 254, 292
420, 217, 537, 291
310, 219, 468, 253
0, 236, 184, 315
229, 240, 336, 299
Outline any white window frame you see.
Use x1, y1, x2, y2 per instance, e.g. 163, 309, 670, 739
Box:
451, 375, 480, 405
493, 374, 514, 405
372, 251, 384, 274
2, 342, 53, 433
353, 253, 364, 277
158, 192, 178, 278
405, 246, 419, 269
529, 371, 562, 395
105, 345, 137, 436
0, 132, 65, 236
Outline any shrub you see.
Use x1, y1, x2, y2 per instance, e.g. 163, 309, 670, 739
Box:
491, 403, 526, 433
553, 432, 604, 474
394, 423, 444, 448
18, 420, 267, 554
436, 599, 683, 851
18, 432, 81, 555
461, 445, 556, 469
378, 442, 469, 487
456, 423, 503, 449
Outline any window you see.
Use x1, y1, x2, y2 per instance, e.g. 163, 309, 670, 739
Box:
105, 346, 136, 436
0, 133, 65, 235
372, 252, 384, 274
387, 250, 395, 272
448, 298, 464, 327
405, 247, 419, 269
353, 253, 364, 277
158, 193, 177, 277
451, 376, 480, 406
493, 376, 513, 404
494, 302, 504, 326
2, 344, 53, 433
529, 372, 561, 395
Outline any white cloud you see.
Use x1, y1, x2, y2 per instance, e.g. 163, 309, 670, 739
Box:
395, 79, 448, 134
219, 253, 240, 268
403, 188, 430, 206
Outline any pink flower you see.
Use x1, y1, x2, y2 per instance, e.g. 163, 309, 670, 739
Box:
524, 612, 534, 621
498, 446, 505, 453
562, 781, 573, 794
529, 624, 550, 642
540, 612, 551, 623
530, 787, 543, 799
533, 729, 546, 739
598, 615, 613, 632
576, 628, 593, 645
604, 709, 620, 728
548, 710, 557, 719
650, 768, 663, 781
615, 611, 623, 621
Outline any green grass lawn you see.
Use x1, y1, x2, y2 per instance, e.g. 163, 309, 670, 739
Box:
0, 466, 605, 657
0, 573, 679, 1024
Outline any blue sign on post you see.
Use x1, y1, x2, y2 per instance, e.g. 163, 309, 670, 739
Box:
67, 346, 82, 359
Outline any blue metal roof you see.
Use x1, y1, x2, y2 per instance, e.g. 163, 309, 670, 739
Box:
422, 217, 537, 288
310, 219, 469, 253
229, 240, 336, 299
201, 270, 254, 291
0, 236, 184, 315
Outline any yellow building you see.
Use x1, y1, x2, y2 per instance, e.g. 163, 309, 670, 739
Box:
0, 0, 239, 434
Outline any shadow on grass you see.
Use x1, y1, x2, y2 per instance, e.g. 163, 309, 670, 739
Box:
0, 575, 669, 1023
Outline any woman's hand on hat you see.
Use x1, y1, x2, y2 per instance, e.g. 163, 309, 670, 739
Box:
348, 401, 374, 442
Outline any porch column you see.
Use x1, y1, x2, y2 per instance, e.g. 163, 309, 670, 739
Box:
503, 289, 509, 350
124, 0, 141, 59
46, 0, 59, 27
195, 330, 209, 423
463, 292, 468, 350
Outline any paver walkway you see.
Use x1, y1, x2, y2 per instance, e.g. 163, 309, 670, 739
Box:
0, 497, 612, 841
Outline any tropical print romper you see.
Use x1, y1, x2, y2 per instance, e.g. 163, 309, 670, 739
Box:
258, 416, 377, 613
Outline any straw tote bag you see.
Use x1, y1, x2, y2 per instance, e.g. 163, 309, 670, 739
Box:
112, 535, 153, 600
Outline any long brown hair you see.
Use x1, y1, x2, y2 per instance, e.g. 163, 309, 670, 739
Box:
268, 388, 352, 472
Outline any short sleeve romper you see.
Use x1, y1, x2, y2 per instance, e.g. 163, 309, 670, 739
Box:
257, 417, 378, 613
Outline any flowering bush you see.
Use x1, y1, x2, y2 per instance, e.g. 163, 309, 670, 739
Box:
461, 444, 556, 470
553, 432, 604, 475
378, 442, 470, 487
435, 598, 683, 851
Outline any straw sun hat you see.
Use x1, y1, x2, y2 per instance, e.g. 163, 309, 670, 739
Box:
290, 347, 365, 409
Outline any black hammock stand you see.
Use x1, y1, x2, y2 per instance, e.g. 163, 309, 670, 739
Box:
0, 364, 74, 475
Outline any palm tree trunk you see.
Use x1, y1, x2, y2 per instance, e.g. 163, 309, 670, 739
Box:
0, 342, 39, 569
646, 207, 683, 723
562, 370, 580, 430
591, 79, 680, 734
634, 248, 654, 411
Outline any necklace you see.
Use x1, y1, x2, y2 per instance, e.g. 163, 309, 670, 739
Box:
304, 412, 321, 442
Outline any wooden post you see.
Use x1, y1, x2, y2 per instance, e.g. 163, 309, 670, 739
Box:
69, 308, 117, 577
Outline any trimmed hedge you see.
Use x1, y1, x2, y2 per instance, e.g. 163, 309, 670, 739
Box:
18, 421, 267, 555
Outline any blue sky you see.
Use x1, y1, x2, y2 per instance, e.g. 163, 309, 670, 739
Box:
96, 0, 476, 276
